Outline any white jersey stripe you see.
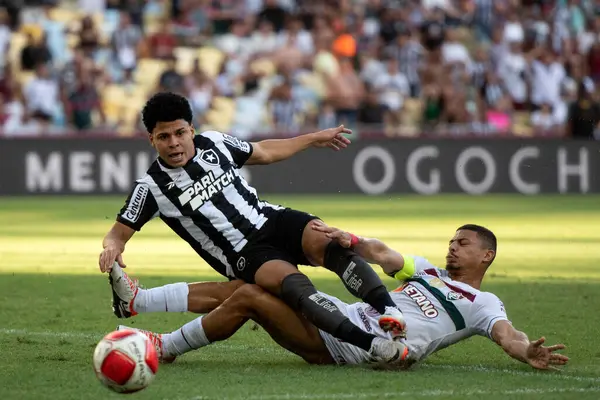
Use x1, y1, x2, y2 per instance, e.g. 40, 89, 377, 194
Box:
176, 165, 248, 251
195, 156, 269, 229
236, 173, 284, 211
202, 131, 283, 213
198, 201, 248, 251
140, 175, 233, 276
179, 217, 234, 277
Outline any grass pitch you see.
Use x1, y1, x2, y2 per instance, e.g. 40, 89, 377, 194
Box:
0, 195, 599, 400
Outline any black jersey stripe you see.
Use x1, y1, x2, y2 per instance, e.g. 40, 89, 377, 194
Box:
148, 161, 236, 255
184, 159, 257, 238
160, 215, 231, 278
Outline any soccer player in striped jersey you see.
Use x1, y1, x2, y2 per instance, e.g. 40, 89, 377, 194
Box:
115, 224, 568, 370
99, 92, 408, 365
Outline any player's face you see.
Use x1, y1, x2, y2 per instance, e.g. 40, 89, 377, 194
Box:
149, 120, 196, 168
446, 230, 491, 271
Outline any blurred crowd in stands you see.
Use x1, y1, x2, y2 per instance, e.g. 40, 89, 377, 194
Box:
0, 0, 599, 139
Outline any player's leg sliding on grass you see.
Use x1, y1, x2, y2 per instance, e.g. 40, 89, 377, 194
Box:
118, 283, 408, 367
111, 262, 404, 365
118, 223, 569, 371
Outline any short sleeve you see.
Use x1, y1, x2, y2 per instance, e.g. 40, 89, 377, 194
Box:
221, 133, 253, 167
196, 131, 253, 168
467, 292, 510, 339
408, 255, 439, 276
116, 183, 159, 231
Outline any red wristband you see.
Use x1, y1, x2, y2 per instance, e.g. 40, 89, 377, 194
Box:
349, 233, 359, 247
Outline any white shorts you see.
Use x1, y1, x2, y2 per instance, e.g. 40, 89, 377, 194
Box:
316, 292, 378, 365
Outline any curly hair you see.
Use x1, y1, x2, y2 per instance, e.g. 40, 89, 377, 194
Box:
141, 92, 193, 133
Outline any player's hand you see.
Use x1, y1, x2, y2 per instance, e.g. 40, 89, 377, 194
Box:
99, 246, 127, 273
525, 337, 569, 370
311, 221, 353, 248
310, 125, 352, 151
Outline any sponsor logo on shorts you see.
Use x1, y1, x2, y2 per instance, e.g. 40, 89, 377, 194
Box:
364, 306, 380, 318
402, 284, 439, 318
356, 308, 372, 332
446, 291, 464, 301
121, 184, 148, 223
236, 257, 246, 271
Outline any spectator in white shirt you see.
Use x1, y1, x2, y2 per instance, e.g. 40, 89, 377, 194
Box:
247, 19, 279, 58
372, 58, 410, 129
442, 28, 472, 72
529, 49, 566, 110
215, 19, 251, 60
24, 63, 60, 123
530, 103, 555, 131
503, 11, 524, 44
111, 12, 142, 83
372, 58, 410, 112
276, 16, 314, 55
497, 41, 528, 110
578, 16, 600, 55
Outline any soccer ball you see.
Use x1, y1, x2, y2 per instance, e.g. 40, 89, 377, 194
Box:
93, 329, 159, 394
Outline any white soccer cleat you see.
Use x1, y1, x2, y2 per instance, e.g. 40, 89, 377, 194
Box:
117, 325, 176, 364
368, 337, 409, 365
378, 306, 407, 339
109, 262, 139, 319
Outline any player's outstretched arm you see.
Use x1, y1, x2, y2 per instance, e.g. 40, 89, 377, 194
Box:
311, 221, 406, 276
491, 320, 569, 370
246, 125, 351, 165
99, 222, 136, 273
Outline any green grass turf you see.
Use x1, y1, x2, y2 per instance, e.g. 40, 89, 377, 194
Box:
0, 195, 599, 400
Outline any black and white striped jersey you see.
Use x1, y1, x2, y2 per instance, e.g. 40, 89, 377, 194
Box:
116, 130, 283, 278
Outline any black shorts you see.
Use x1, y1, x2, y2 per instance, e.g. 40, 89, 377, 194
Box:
227, 208, 320, 283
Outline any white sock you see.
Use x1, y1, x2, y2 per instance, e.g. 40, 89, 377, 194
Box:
133, 283, 189, 313
163, 316, 211, 356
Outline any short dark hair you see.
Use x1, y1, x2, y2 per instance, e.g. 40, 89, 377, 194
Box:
141, 92, 193, 133
457, 224, 497, 262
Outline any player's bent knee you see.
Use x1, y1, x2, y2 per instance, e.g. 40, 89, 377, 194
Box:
220, 284, 264, 315
231, 284, 266, 302
254, 260, 300, 295
301, 222, 331, 266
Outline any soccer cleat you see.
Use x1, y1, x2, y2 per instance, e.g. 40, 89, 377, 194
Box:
368, 337, 409, 365
117, 325, 176, 364
378, 306, 407, 339
109, 263, 139, 319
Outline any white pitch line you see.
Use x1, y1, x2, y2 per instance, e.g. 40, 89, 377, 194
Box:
178, 387, 600, 400
2, 328, 597, 386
